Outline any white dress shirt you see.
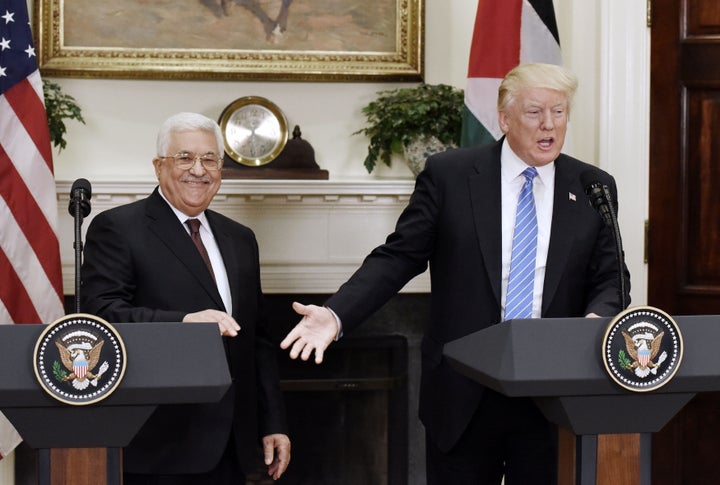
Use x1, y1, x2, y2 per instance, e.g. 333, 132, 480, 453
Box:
500, 139, 555, 320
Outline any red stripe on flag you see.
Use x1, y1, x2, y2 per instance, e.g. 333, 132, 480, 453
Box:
0, 147, 63, 301
4, 78, 53, 171
0, 249, 41, 323
467, 0, 523, 79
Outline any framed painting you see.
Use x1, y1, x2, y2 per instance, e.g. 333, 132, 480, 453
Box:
34, 0, 424, 81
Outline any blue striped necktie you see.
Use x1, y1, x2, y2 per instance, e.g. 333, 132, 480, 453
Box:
505, 167, 538, 320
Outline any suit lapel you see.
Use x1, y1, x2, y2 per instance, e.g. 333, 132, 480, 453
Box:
542, 156, 579, 315
469, 143, 503, 309
145, 189, 225, 309
206, 211, 244, 319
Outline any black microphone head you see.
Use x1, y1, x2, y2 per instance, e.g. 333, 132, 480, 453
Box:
70, 178, 92, 199
580, 170, 603, 194
69, 178, 92, 218
580, 170, 613, 227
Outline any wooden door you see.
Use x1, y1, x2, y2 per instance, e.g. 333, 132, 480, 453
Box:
649, 0, 720, 483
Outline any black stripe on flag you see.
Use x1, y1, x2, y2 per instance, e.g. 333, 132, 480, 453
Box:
527, 0, 561, 45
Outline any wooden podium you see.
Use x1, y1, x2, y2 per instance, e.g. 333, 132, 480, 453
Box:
443, 315, 719, 485
0, 322, 231, 485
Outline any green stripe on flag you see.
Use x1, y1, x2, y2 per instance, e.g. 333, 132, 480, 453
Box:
461, 106, 495, 148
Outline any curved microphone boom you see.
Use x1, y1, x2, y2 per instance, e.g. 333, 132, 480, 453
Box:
580, 170, 627, 310
68, 178, 92, 313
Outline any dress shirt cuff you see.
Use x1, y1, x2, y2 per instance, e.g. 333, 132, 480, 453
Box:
325, 306, 343, 341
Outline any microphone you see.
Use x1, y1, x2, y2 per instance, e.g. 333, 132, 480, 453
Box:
68, 178, 92, 219
579, 170, 628, 311
580, 171, 613, 227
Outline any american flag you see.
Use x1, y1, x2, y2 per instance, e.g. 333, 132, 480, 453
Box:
0, 0, 64, 459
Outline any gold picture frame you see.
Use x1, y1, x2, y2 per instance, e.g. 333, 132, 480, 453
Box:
34, 0, 424, 81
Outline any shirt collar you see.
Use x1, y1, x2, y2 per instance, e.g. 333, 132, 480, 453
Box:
500, 138, 555, 185
157, 186, 210, 228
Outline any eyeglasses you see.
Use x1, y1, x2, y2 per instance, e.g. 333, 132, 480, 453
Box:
158, 152, 223, 171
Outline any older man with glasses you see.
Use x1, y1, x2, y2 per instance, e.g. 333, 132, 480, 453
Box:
81, 112, 290, 484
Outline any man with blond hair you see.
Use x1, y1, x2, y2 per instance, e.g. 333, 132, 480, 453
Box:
281, 64, 630, 484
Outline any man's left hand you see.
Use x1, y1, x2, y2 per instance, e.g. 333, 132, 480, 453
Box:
182, 309, 240, 337
262, 433, 291, 480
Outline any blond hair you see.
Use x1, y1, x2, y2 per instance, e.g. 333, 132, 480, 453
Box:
497, 63, 578, 113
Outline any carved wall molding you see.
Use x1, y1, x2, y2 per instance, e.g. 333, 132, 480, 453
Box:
56, 179, 430, 294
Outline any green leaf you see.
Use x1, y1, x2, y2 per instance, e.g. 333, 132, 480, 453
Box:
42, 80, 85, 152
618, 350, 632, 370
355, 83, 464, 173
52, 360, 68, 382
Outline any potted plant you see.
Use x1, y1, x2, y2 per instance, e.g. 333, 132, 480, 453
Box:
42, 80, 85, 151
355, 83, 464, 175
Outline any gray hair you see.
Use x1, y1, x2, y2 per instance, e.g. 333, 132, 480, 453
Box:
156, 112, 224, 156
498, 63, 578, 113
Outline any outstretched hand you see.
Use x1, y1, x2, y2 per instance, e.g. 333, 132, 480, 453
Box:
279, 302, 338, 364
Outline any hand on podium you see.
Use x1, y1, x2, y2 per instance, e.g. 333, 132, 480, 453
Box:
183, 309, 241, 337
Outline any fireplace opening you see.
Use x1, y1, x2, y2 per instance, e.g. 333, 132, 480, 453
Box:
249, 334, 408, 485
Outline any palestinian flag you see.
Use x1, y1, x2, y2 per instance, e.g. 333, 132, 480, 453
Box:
461, 0, 562, 147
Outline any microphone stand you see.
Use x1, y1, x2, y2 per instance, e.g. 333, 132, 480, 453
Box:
602, 185, 627, 310
70, 189, 85, 313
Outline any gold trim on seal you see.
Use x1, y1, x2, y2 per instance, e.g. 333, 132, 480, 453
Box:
33, 313, 127, 406
601, 305, 683, 393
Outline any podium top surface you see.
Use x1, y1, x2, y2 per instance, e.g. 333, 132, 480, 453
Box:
0, 322, 231, 408
443, 315, 720, 397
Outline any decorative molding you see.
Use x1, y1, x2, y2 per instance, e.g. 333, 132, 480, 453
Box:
599, 0, 650, 305
57, 179, 430, 295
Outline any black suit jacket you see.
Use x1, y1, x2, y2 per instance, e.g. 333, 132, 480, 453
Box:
80, 188, 287, 474
326, 139, 630, 452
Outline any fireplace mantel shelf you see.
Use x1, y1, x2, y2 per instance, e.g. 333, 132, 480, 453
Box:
57, 178, 416, 196
56, 179, 430, 294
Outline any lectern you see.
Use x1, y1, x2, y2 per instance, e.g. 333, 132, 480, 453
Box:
0, 322, 231, 485
443, 315, 719, 485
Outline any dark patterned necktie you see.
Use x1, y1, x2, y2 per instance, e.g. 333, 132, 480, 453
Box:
186, 218, 216, 283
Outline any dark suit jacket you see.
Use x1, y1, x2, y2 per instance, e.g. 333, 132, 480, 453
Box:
326, 139, 630, 452
80, 187, 287, 475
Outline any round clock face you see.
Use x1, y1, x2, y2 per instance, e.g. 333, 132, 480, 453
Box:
218, 96, 289, 167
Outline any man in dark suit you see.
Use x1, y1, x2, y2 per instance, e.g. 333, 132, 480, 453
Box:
281, 63, 630, 484
81, 112, 290, 484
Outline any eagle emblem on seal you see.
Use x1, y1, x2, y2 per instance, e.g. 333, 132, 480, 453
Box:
602, 306, 683, 392
55, 339, 110, 390
620, 329, 667, 378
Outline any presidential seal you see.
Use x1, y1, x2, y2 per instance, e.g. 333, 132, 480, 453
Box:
602, 306, 683, 392
33, 313, 127, 405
